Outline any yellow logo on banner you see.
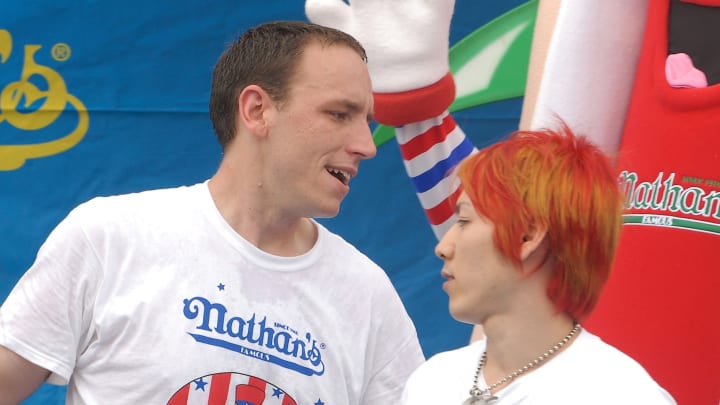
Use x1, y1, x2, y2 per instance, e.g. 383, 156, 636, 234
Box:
0, 29, 89, 171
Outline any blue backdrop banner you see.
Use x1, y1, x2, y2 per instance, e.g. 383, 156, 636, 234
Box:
0, 1, 529, 403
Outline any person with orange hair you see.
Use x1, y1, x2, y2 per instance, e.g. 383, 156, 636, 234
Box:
314, 0, 720, 401
400, 125, 675, 404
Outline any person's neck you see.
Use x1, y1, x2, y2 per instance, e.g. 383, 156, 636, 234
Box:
481, 310, 578, 388
208, 166, 318, 257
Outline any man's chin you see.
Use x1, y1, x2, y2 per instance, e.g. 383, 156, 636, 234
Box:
311, 203, 342, 219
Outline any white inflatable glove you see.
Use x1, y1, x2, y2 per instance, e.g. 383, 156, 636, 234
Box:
306, 0, 455, 94
306, 0, 456, 125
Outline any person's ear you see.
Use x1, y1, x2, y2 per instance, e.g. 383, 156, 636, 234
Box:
520, 222, 548, 261
237, 85, 273, 137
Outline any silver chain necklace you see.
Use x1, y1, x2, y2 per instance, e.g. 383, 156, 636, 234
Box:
462, 323, 581, 405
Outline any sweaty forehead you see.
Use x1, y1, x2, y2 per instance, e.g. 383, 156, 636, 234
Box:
293, 43, 363, 78
291, 45, 371, 98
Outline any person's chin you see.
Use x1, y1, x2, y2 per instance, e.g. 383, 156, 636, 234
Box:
449, 302, 479, 325
312, 203, 342, 219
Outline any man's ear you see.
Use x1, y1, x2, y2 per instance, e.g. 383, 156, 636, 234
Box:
520, 222, 549, 262
238, 85, 273, 138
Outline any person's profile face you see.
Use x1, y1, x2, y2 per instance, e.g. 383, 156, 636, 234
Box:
435, 191, 520, 324
262, 42, 375, 219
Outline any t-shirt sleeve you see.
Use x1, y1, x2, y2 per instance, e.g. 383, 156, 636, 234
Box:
359, 278, 425, 404
0, 206, 100, 384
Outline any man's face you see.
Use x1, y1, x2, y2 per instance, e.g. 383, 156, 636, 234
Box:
435, 192, 523, 325
263, 41, 376, 219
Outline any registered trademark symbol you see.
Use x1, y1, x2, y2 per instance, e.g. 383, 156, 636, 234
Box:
52, 43, 71, 61
320, 342, 326, 350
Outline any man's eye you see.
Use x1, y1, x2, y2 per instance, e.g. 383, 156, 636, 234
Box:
329, 111, 348, 120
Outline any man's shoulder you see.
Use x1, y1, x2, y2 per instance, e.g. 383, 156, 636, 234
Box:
77, 183, 203, 216
316, 222, 380, 266
63, 183, 206, 234
570, 330, 649, 369
553, 330, 676, 403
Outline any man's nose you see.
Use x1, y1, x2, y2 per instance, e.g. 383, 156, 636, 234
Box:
350, 123, 377, 159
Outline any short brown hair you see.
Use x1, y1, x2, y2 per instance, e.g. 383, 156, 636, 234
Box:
209, 21, 367, 149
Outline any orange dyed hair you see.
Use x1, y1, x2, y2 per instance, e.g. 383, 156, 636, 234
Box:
455, 124, 623, 320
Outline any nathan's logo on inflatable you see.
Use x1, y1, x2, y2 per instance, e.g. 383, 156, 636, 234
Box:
183, 296, 326, 377
0, 29, 88, 171
620, 170, 720, 235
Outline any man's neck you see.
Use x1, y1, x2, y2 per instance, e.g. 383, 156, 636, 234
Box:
207, 168, 318, 257
481, 312, 577, 388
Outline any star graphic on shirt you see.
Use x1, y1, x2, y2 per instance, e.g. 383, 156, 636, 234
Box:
314, 399, 325, 405
217, 283, 225, 291
272, 387, 283, 398
193, 377, 208, 391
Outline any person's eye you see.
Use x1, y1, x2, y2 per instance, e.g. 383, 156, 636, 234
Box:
329, 111, 349, 121
456, 218, 470, 227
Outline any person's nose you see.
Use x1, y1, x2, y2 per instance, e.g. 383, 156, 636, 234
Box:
348, 122, 377, 159
435, 229, 454, 260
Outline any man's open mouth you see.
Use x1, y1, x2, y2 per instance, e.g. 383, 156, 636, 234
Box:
327, 168, 351, 185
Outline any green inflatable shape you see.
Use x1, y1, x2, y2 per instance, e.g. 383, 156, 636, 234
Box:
373, 0, 538, 147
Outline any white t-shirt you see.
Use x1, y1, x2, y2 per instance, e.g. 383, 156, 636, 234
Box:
0, 182, 424, 404
403, 329, 676, 404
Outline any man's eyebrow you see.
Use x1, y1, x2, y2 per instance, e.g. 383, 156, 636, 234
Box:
454, 201, 469, 215
336, 99, 374, 122
337, 99, 362, 111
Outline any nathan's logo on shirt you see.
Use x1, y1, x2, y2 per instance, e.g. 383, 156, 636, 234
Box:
619, 170, 720, 235
0, 29, 89, 171
182, 296, 326, 376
